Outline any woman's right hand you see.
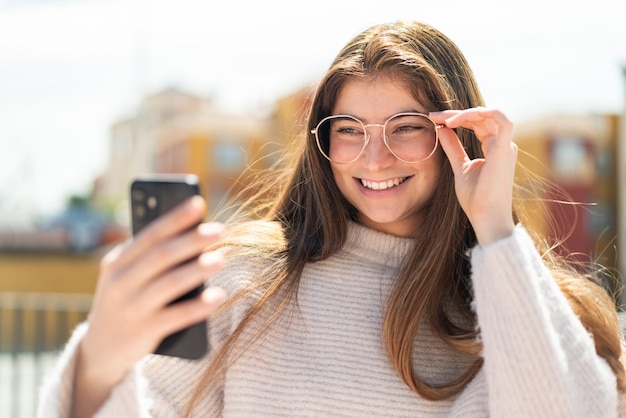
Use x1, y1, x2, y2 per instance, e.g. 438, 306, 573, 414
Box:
72, 195, 227, 418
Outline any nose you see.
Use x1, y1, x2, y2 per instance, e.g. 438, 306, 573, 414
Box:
361, 125, 395, 169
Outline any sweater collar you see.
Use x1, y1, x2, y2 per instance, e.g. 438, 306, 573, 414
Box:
343, 222, 416, 268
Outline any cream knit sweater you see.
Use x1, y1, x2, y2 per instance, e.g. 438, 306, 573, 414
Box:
37, 223, 621, 417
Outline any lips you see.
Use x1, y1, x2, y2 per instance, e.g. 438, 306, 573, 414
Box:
359, 176, 410, 190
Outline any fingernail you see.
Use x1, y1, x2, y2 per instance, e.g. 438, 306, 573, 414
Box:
202, 287, 227, 305
188, 195, 204, 207
198, 222, 224, 237
199, 251, 224, 267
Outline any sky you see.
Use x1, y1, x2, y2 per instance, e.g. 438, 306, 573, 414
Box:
0, 0, 625, 226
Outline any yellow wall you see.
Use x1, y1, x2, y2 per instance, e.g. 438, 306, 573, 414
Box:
0, 252, 100, 294
515, 131, 551, 238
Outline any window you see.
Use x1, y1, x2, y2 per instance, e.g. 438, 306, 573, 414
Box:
550, 137, 593, 182
212, 140, 246, 173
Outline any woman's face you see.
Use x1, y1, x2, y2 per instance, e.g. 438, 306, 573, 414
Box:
329, 76, 443, 237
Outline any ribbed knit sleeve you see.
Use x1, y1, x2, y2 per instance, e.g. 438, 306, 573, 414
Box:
470, 224, 619, 417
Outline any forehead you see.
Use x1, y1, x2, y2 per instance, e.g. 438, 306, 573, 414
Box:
332, 75, 428, 121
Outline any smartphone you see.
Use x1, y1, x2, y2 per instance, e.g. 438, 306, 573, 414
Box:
130, 174, 208, 360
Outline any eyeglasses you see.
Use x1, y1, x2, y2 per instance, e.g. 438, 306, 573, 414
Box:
311, 112, 442, 164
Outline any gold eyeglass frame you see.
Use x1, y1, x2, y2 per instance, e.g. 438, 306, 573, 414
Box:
311, 112, 444, 164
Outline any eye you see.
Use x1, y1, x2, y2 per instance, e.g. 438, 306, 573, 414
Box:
389, 123, 425, 137
387, 115, 434, 136
332, 119, 364, 136
336, 126, 361, 135
396, 123, 425, 133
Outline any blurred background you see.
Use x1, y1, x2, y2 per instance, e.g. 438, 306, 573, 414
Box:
1, 0, 625, 415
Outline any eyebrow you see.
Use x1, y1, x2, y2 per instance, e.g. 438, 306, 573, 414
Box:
331, 109, 430, 122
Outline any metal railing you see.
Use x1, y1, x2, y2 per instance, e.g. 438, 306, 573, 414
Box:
0, 292, 92, 418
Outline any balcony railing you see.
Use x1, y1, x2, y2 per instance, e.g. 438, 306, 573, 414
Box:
0, 292, 92, 418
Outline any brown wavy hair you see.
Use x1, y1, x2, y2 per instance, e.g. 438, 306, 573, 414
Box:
185, 20, 625, 414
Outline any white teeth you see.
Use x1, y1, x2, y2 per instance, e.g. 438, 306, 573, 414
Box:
361, 177, 408, 190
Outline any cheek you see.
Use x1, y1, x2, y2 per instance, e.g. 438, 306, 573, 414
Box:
329, 165, 355, 203
330, 164, 347, 186
420, 152, 445, 195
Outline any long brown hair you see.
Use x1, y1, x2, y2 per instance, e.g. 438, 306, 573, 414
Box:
186, 20, 625, 414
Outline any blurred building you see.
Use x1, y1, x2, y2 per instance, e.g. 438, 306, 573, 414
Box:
1, 84, 312, 292
93, 88, 209, 220
515, 113, 620, 300
92, 86, 312, 225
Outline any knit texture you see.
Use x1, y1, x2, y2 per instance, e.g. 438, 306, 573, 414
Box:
37, 223, 620, 417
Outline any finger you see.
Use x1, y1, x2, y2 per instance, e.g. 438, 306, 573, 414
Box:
432, 108, 516, 169
451, 108, 516, 168
120, 222, 224, 292
140, 249, 225, 310
441, 108, 513, 142
429, 109, 462, 124
437, 126, 471, 173
150, 286, 227, 341
107, 196, 207, 272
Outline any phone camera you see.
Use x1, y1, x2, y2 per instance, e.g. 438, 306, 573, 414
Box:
133, 204, 146, 219
131, 188, 146, 201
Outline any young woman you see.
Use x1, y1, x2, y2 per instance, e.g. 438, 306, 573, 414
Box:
39, 20, 625, 417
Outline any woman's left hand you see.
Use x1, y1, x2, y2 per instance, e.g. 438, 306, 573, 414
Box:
429, 107, 517, 246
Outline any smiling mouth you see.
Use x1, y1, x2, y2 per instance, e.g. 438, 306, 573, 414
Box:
360, 176, 410, 190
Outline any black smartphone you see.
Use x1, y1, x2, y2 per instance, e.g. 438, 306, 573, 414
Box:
130, 173, 208, 360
